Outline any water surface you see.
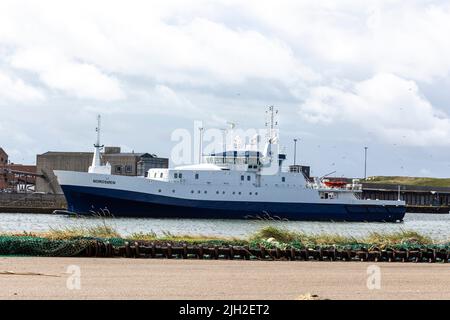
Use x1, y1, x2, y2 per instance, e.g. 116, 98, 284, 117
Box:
0, 212, 449, 240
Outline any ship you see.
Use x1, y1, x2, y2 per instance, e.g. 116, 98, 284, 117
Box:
55, 109, 406, 222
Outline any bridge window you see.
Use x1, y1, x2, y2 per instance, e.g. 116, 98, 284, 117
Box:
241, 175, 244, 181
179, 173, 183, 179
174, 173, 178, 178
282, 177, 286, 182
160, 172, 163, 178
195, 173, 199, 179
247, 176, 251, 181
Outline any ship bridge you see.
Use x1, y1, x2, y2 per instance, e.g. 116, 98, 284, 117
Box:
205, 150, 286, 171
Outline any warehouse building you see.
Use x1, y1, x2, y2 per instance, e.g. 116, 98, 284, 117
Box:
36, 147, 168, 194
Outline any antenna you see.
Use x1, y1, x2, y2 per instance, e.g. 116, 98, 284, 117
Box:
265, 105, 279, 144
320, 170, 337, 180
95, 115, 104, 148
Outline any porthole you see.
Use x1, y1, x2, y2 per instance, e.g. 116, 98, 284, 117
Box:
255, 192, 258, 195
238, 192, 242, 195
158, 189, 162, 193
191, 190, 194, 193
172, 190, 175, 193
198, 190, 201, 194
216, 191, 219, 194
249, 192, 252, 195
204, 191, 207, 194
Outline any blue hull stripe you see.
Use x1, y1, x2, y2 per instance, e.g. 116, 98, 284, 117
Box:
61, 185, 406, 222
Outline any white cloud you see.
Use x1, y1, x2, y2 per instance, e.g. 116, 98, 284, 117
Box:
83, 84, 200, 117
10, 48, 124, 101
0, 0, 317, 91
0, 71, 45, 103
299, 73, 450, 146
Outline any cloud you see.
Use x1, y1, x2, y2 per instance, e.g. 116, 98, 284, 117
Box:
0, 1, 317, 92
83, 84, 200, 116
10, 48, 125, 101
0, 71, 45, 103
234, 1, 450, 82
299, 73, 450, 146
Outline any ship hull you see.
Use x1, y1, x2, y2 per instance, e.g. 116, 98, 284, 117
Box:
61, 185, 406, 222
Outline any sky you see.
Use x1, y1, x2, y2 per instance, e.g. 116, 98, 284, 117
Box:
1, 0, 450, 178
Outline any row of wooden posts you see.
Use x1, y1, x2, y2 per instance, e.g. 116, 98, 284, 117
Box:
81, 241, 449, 263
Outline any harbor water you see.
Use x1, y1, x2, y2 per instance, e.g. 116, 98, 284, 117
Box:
0, 212, 449, 240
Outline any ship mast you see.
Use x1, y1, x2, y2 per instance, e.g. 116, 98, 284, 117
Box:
88, 115, 105, 173
264, 105, 279, 160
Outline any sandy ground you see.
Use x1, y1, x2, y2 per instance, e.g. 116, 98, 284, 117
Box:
0, 257, 449, 300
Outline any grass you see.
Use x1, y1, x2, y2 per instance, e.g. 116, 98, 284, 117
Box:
45, 225, 121, 239
2, 225, 445, 249
248, 226, 436, 249
127, 230, 244, 245
364, 176, 450, 188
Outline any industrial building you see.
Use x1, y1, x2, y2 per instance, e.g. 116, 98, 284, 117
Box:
36, 147, 169, 194
0, 147, 37, 192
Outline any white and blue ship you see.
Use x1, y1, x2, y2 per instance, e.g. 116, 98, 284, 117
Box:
55, 111, 406, 222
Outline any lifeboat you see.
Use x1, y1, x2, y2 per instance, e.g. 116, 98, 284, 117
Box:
323, 180, 347, 188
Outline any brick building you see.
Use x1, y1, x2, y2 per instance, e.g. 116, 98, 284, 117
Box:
36, 147, 168, 194
0, 148, 37, 192
0, 148, 8, 190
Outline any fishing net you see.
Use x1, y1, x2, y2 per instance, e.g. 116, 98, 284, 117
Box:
0, 236, 448, 259
0, 236, 95, 257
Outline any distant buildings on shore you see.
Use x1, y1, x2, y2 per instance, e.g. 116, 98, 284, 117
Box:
36, 146, 168, 194
1, 146, 168, 194
0, 147, 37, 192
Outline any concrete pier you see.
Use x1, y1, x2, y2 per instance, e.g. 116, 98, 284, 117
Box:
0, 193, 66, 213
